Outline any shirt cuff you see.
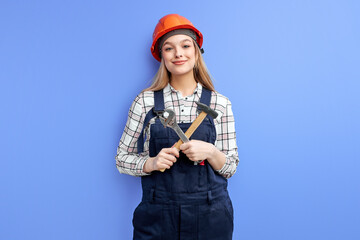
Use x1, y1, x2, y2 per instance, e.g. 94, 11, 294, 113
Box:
215, 159, 228, 173
136, 154, 152, 176
214, 156, 232, 178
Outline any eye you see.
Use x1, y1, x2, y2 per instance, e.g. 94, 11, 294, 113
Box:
183, 45, 190, 48
164, 47, 173, 51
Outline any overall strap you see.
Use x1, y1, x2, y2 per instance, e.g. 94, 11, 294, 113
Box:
153, 90, 165, 115
199, 87, 215, 124
137, 89, 164, 153
200, 87, 218, 197
199, 87, 212, 106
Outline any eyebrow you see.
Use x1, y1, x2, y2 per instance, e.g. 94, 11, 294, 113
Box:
163, 39, 192, 46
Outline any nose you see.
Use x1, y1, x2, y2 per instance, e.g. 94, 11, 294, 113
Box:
175, 46, 183, 58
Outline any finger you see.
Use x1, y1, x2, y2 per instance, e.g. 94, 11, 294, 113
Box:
158, 163, 171, 170
163, 159, 175, 166
184, 153, 200, 162
165, 147, 180, 158
171, 147, 180, 158
186, 154, 195, 161
158, 152, 177, 163
179, 142, 190, 151
158, 159, 174, 169
185, 155, 195, 162
163, 153, 177, 162
171, 143, 181, 153
182, 147, 193, 155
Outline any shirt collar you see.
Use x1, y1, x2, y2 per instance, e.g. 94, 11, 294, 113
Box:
164, 82, 203, 99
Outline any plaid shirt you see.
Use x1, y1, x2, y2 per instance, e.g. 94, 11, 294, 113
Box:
115, 83, 239, 178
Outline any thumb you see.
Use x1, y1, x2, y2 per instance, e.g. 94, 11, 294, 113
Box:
180, 142, 189, 151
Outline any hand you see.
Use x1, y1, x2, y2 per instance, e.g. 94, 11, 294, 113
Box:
179, 140, 215, 162
143, 147, 179, 172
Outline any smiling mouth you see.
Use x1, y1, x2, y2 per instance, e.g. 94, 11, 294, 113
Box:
172, 60, 187, 65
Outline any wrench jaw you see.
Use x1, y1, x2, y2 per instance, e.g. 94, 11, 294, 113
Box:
159, 116, 167, 128
159, 109, 189, 144
159, 109, 176, 128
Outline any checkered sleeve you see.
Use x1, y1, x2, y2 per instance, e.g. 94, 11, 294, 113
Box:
214, 97, 239, 179
115, 93, 151, 177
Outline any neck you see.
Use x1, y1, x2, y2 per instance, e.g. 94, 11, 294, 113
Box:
170, 70, 197, 97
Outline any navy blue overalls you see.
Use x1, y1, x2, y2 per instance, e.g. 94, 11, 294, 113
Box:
134, 87, 233, 240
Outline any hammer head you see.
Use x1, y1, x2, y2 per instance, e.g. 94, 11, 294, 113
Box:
195, 101, 218, 119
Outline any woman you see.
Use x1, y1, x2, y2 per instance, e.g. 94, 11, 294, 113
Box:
116, 14, 239, 240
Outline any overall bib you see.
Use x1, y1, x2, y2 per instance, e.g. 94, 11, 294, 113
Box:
134, 88, 234, 240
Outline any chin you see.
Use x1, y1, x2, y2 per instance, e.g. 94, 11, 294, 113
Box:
169, 66, 193, 76
171, 70, 192, 76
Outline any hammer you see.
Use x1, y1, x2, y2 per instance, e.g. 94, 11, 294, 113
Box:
173, 101, 218, 153
159, 102, 218, 171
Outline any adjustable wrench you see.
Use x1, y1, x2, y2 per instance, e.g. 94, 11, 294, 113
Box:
158, 109, 193, 171
159, 109, 189, 145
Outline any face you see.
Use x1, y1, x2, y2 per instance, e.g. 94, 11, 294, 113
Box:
161, 34, 197, 77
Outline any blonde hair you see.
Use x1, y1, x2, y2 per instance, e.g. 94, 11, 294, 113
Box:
143, 39, 215, 92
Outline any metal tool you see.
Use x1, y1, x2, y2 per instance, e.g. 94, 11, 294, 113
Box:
158, 104, 217, 170
159, 109, 189, 144
158, 109, 189, 172
173, 101, 218, 149
172, 101, 218, 165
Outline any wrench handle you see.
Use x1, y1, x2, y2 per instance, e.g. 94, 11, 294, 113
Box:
174, 111, 207, 149
173, 123, 190, 144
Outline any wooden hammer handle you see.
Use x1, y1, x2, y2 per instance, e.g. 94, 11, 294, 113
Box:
159, 111, 208, 172
174, 111, 207, 149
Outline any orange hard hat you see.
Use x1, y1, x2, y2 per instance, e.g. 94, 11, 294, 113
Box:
151, 14, 203, 62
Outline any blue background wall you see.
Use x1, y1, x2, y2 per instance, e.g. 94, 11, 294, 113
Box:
1, 0, 359, 239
